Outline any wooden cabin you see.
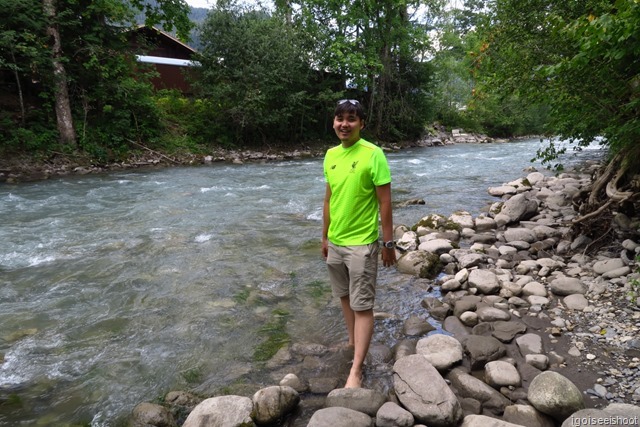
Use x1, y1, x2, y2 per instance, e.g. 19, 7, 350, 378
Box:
128, 26, 199, 94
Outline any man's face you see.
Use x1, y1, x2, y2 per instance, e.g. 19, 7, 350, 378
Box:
333, 112, 364, 146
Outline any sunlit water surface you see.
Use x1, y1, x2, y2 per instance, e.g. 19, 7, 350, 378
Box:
0, 138, 603, 425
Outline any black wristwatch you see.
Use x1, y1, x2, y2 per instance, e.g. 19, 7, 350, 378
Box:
383, 240, 395, 249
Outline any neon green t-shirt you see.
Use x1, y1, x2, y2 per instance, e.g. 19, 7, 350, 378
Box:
323, 138, 391, 246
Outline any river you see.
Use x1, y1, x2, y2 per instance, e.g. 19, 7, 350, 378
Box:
0, 138, 602, 425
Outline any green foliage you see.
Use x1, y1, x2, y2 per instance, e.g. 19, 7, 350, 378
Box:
286, 0, 442, 141
0, 0, 192, 161
471, 0, 640, 165
196, 2, 335, 145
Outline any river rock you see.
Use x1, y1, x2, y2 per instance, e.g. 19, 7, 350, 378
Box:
402, 315, 436, 336
602, 266, 631, 279
447, 368, 511, 414
449, 211, 475, 229
453, 297, 479, 317
460, 414, 525, 427
504, 228, 537, 244
279, 373, 307, 393
522, 281, 547, 297
326, 388, 386, 417
488, 185, 518, 197
418, 238, 454, 255
461, 335, 507, 369
499, 193, 539, 224
592, 257, 626, 274
476, 306, 511, 322
393, 339, 417, 361
475, 216, 497, 231
484, 361, 521, 388
525, 354, 549, 370
397, 231, 418, 252
443, 316, 471, 338
182, 395, 254, 427
515, 333, 544, 356
375, 402, 415, 427
468, 269, 500, 294
131, 402, 177, 427
491, 321, 527, 343
528, 371, 585, 422
563, 294, 589, 310
397, 250, 441, 278
415, 334, 464, 371
307, 407, 373, 427
549, 276, 586, 296
252, 386, 299, 425
503, 404, 555, 427
454, 250, 486, 268
393, 355, 463, 426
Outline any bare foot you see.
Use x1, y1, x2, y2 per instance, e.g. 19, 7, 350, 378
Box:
344, 370, 363, 388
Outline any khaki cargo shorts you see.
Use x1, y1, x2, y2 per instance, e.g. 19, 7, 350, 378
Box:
326, 241, 379, 311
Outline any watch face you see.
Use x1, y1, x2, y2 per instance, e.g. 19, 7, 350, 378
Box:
384, 241, 394, 248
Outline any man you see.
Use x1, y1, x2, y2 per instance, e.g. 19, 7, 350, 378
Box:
321, 99, 396, 388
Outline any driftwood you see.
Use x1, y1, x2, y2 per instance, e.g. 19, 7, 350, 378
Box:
126, 139, 180, 164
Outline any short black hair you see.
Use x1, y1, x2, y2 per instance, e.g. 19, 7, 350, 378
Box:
334, 99, 366, 120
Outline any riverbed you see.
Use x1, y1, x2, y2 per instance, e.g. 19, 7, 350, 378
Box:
0, 138, 603, 425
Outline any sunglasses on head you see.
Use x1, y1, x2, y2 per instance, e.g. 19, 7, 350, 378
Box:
337, 99, 360, 106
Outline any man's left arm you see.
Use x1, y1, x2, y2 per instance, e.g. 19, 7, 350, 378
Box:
376, 183, 396, 267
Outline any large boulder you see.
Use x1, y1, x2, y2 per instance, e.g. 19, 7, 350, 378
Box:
393, 354, 463, 426
182, 396, 255, 427
528, 371, 585, 422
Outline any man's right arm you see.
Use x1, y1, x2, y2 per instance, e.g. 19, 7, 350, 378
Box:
322, 183, 331, 259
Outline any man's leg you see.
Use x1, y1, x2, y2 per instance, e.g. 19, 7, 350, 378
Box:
340, 296, 355, 346
344, 308, 373, 388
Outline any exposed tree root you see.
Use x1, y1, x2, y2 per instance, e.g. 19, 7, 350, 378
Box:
570, 145, 640, 254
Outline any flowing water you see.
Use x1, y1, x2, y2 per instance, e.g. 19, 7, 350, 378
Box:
0, 138, 603, 425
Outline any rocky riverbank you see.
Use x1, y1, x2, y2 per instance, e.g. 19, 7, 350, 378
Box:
0, 126, 496, 184
128, 159, 640, 426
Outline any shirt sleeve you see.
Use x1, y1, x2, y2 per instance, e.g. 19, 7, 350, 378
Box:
370, 148, 391, 186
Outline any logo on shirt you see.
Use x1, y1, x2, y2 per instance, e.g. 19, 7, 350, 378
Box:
350, 161, 359, 173
331, 165, 336, 170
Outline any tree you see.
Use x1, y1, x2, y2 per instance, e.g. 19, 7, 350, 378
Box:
0, 0, 48, 130
43, 0, 76, 145
474, 0, 640, 247
283, 0, 443, 141
1, 0, 194, 152
196, 1, 331, 145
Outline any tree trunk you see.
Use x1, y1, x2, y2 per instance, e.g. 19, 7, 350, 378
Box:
43, 0, 76, 146
9, 49, 26, 127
